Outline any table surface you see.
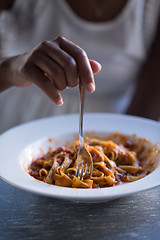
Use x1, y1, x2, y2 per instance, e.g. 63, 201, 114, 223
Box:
1, 179, 160, 240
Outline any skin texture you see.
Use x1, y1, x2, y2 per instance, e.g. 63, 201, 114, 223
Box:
0, 0, 160, 119
66, 0, 128, 22
0, 37, 101, 105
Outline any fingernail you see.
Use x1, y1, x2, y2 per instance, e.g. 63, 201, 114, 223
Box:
87, 82, 95, 93
97, 62, 102, 71
57, 98, 63, 106
93, 60, 102, 70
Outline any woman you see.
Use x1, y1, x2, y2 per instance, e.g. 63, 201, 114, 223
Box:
0, 0, 160, 133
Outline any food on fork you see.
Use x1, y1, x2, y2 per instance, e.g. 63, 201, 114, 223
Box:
28, 132, 160, 188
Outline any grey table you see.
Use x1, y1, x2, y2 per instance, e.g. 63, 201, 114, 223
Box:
0, 179, 160, 240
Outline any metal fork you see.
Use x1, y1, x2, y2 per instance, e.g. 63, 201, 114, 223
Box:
75, 84, 93, 180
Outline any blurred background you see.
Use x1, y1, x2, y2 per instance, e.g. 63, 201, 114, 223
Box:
0, 0, 160, 134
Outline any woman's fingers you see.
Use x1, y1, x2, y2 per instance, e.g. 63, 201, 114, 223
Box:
17, 36, 102, 105
22, 63, 63, 105
57, 37, 95, 93
30, 50, 67, 91
40, 40, 79, 88
32, 37, 101, 93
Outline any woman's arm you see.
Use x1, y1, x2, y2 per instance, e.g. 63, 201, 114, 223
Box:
126, 15, 160, 120
0, 37, 101, 105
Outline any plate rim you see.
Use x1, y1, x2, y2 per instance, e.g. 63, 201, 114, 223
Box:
1, 112, 160, 202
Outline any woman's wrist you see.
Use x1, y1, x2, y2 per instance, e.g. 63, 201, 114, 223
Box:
0, 54, 30, 92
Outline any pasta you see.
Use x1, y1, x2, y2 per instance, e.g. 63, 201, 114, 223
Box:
28, 132, 160, 188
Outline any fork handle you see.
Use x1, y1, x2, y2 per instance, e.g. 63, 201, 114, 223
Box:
79, 84, 85, 147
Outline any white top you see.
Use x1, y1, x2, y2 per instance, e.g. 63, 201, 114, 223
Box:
0, 0, 160, 133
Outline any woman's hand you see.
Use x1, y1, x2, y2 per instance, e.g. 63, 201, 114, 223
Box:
1, 37, 101, 105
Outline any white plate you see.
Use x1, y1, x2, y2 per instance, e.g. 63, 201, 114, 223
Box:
0, 113, 160, 203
